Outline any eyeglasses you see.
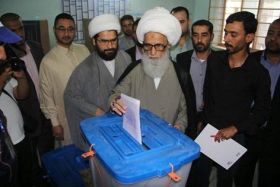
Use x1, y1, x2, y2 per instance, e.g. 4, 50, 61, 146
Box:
96, 37, 118, 45
55, 27, 75, 33
143, 43, 167, 51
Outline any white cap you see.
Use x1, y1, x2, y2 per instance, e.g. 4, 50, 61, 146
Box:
88, 14, 121, 38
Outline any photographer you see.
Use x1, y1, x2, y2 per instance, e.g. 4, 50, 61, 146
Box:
0, 21, 38, 187
1, 13, 54, 157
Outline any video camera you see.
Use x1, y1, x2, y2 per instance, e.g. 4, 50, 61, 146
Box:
0, 57, 26, 72
0, 44, 26, 74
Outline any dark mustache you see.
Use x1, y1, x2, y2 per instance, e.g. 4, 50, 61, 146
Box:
62, 36, 71, 40
196, 43, 204, 46
104, 49, 116, 52
225, 43, 233, 48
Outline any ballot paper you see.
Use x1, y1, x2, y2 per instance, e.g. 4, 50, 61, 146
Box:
121, 93, 142, 144
195, 124, 247, 170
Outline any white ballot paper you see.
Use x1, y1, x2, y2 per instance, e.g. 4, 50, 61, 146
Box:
121, 93, 142, 144
195, 124, 247, 170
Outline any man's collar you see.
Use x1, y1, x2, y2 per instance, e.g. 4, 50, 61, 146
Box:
191, 49, 212, 61
56, 43, 73, 53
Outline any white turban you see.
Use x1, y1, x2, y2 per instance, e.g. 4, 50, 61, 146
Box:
88, 14, 121, 38
136, 7, 182, 46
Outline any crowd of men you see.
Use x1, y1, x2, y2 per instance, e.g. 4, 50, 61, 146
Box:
0, 5, 279, 187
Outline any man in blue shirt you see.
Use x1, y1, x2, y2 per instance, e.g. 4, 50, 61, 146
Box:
242, 18, 280, 187
119, 15, 135, 50
176, 19, 214, 139
170, 6, 193, 62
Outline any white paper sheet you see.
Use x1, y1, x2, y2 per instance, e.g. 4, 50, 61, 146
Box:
195, 124, 247, 170
121, 93, 142, 144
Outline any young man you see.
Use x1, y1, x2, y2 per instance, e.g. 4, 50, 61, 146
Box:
176, 19, 214, 139
109, 7, 187, 133
118, 15, 135, 50
39, 13, 90, 147
64, 14, 131, 150
170, 6, 193, 62
190, 11, 271, 187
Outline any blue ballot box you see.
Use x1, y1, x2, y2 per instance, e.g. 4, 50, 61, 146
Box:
81, 109, 200, 187
42, 144, 90, 187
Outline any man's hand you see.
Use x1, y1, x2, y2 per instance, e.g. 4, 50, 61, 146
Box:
174, 123, 184, 132
110, 96, 126, 115
12, 69, 26, 79
52, 125, 64, 140
211, 125, 238, 142
12, 69, 29, 99
0, 67, 12, 90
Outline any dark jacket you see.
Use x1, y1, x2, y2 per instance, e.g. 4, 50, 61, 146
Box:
125, 46, 136, 62
203, 50, 271, 136
16, 41, 51, 138
176, 50, 203, 139
252, 50, 280, 139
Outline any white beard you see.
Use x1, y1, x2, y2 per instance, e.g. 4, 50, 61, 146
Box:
142, 52, 171, 79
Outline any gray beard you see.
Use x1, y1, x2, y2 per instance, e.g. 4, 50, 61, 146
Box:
142, 52, 171, 79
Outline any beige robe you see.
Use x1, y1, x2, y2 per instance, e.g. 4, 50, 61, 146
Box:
109, 62, 188, 132
39, 43, 90, 146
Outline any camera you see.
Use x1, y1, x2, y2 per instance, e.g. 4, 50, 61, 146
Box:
8, 57, 26, 71
0, 57, 26, 72
0, 44, 26, 74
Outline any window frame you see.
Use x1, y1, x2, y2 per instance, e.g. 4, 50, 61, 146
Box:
208, 0, 280, 50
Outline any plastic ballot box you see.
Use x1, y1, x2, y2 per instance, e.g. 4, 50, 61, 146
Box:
80, 109, 200, 187
42, 144, 90, 187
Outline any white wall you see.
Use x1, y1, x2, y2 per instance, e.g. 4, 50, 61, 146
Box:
0, 0, 61, 48
127, 0, 194, 19
193, 0, 210, 21
0, 0, 210, 48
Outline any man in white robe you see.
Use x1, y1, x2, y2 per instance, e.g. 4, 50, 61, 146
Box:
40, 13, 90, 147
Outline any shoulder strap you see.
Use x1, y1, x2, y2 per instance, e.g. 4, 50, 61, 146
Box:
2, 89, 16, 102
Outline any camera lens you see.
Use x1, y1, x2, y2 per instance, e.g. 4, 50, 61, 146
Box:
8, 57, 26, 71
